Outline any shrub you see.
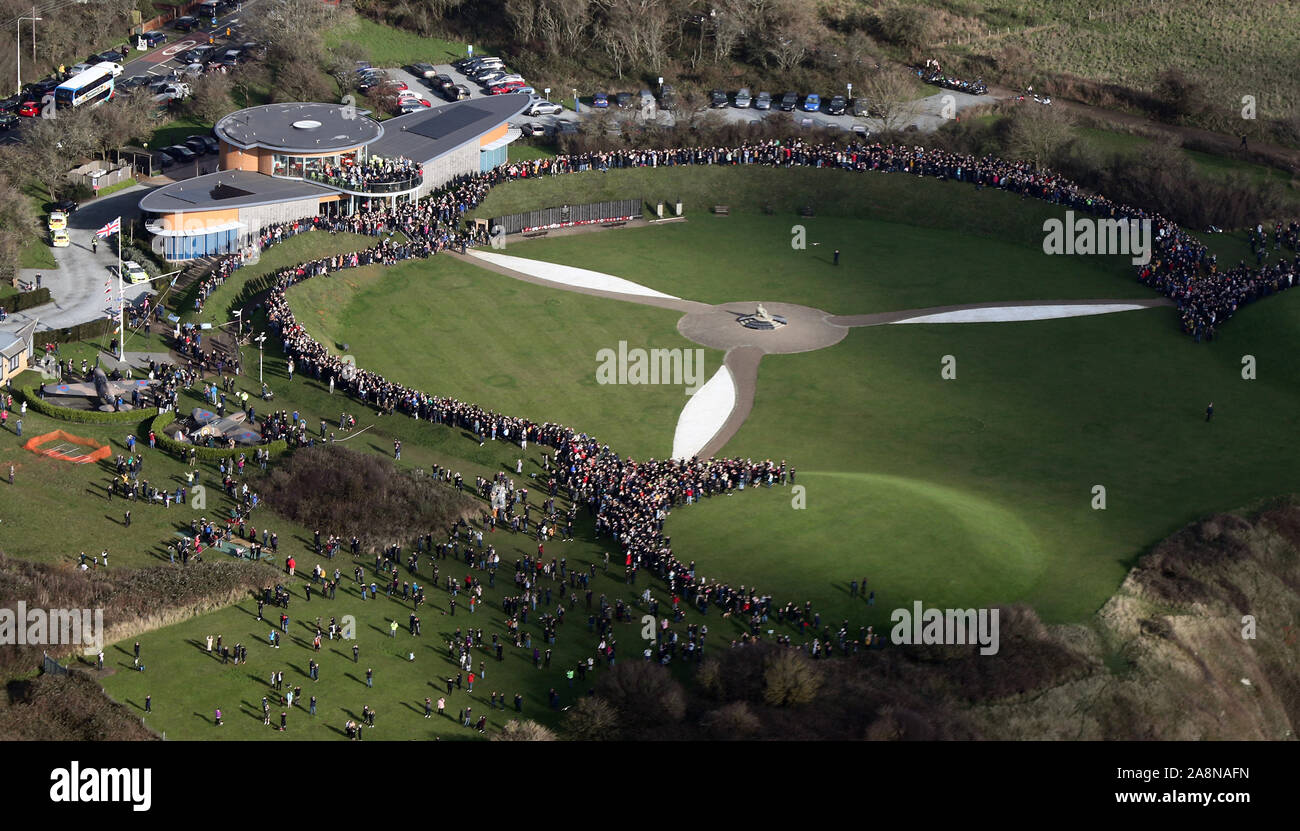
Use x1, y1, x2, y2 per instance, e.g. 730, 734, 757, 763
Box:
3, 287, 51, 313
255, 445, 478, 552
762, 648, 822, 707
593, 661, 686, 726
562, 695, 620, 740
700, 701, 761, 739
492, 719, 558, 741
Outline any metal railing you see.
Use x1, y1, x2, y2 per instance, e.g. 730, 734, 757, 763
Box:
304, 171, 422, 194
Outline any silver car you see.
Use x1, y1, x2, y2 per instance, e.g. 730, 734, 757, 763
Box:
754, 91, 772, 110
734, 88, 751, 108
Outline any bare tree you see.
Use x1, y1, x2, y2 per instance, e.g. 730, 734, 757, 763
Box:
0, 170, 38, 287
859, 65, 921, 133
700, 701, 761, 739
563, 695, 619, 740
762, 648, 822, 707
492, 719, 557, 741
1006, 101, 1076, 168
594, 661, 686, 726
765, 0, 820, 71
185, 74, 237, 127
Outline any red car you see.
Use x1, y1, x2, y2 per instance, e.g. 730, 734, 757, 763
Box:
489, 80, 525, 95
17, 100, 40, 117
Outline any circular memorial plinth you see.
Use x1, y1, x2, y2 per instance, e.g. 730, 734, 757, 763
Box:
676, 301, 848, 354
737, 312, 788, 330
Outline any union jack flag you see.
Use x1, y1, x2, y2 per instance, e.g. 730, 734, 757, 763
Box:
95, 217, 120, 239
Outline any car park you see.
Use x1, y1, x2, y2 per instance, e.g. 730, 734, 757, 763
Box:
779, 91, 798, 111
734, 88, 751, 108
615, 92, 632, 108
526, 99, 563, 116
142, 31, 168, 48
489, 81, 525, 95
754, 91, 771, 110
409, 62, 437, 78
47, 211, 67, 231
826, 95, 847, 115
50, 228, 69, 248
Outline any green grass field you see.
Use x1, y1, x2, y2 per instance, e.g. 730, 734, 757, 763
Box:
325, 17, 476, 68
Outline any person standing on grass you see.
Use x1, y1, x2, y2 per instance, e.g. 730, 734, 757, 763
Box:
366, 667, 373, 688
214, 708, 222, 726
1206, 402, 1214, 422
144, 695, 151, 713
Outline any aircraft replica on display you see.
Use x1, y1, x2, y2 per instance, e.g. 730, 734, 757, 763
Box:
41, 366, 157, 412
183, 407, 262, 446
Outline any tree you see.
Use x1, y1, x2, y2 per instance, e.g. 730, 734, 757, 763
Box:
594, 661, 686, 726
1005, 101, 1076, 169
563, 695, 619, 740
764, 0, 820, 71
0, 170, 38, 288
185, 74, 237, 127
859, 65, 920, 134
878, 5, 934, 52
492, 719, 557, 741
700, 701, 761, 739
85, 93, 159, 157
762, 648, 822, 707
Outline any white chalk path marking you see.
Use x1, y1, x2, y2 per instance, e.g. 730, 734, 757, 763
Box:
467, 250, 680, 300
886, 303, 1154, 325
672, 364, 736, 460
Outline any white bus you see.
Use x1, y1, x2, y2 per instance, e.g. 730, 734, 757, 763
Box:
55, 64, 115, 110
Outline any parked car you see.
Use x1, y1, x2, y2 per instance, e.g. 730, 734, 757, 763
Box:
852, 97, 869, 117
184, 137, 210, 155
526, 99, 562, 116
429, 74, 454, 93
826, 95, 847, 115
709, 89, 728, 108
489, 81, 525, 95
122, 261, 150, 284
591, 92, 609, 108
116, 75, 152, 94
514, 86, 537, 97
69, 62, 95, 77
47, 211, 67, 231
615, 91, 632, 108
779, 91, 798, 111
469, 65, 509, 81
50, 228, 69, 248
520, 122, 548, 137
658, 84, 676, 109
450, 84, 471, 100
0, 95, 20, 114
141, 31, 168, 48
802, 93, 821, 112
17, 100, 40, 117
409, 62, 437, 79
754, 91, 771, 110
96, 61, 124, 78
96, 50, 123, 64
53, 199, 77, 214
733, 88, 751, 108
161, 145, 197, 164
479, 72, 523, 87
0, 112, 17, 131
188, 134, 220, 153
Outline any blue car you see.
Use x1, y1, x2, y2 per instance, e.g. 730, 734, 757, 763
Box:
592, 92, 609, 108
802, 93, 821, 112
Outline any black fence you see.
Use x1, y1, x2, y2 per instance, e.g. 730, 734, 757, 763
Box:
488, 198, 643, 235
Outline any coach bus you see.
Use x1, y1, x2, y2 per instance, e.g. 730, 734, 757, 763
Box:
54, 64, 115, 110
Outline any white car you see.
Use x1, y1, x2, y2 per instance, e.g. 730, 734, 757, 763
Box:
95, 61, 124, 77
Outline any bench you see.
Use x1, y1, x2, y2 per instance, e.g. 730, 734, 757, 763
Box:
523, 231, 549, 239
713, 205, 729, 215
602, 221, 626, 229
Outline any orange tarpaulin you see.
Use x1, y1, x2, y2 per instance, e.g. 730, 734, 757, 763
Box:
25, 430, 112, 464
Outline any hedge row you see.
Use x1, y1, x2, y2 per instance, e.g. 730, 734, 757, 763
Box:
149, 411, 290, 461
33, 318, 115, 350
18, 386, 157, 424
2, 288, 52, 313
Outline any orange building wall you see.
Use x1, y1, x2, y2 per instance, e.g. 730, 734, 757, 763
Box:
220, 144, 260, 172
479, 124, 508, 146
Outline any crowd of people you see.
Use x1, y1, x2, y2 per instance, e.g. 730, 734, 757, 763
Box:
306, 155, 424, 192
190, 133, 1300, 659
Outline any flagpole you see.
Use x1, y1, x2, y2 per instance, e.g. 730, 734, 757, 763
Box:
116, 217, 123, 361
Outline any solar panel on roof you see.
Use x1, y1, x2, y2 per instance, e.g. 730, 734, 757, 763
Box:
406, 104, 492, 139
